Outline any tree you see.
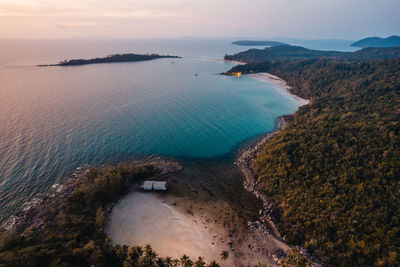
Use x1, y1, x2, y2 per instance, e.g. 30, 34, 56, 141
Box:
180, 254, 193, 267
95, 207, 106, 229
220, 250, 229, 261
207, 260, 221, 267
194, 256, 206, 267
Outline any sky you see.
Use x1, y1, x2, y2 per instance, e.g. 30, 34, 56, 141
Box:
0, 0, 399, 39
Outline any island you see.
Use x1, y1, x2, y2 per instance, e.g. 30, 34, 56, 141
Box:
351, 35, 400, 48
232, 40, 288, 47
38, 53, 181, 67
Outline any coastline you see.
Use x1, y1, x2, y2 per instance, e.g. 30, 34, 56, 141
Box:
235, 115, 292, 239
249, 73, 310, 106
234, 75, 321, 265
209, 58, 247, 65
1, 158, 182, 233
1, 63, 313, 265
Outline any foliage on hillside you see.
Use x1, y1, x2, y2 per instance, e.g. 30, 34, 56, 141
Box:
224, 45, 400, 63
0, 163, 220, 267
351, 36, 400, 48
231, 59, 400, 265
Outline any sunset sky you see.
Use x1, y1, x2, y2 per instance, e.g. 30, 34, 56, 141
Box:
0, 0, 399, 39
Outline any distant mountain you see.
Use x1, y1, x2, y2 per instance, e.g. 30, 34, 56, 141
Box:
224, 45, 400, 63
232, 40, 288, 46
351, 36, 400, 48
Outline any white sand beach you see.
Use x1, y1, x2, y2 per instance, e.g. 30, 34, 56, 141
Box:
107, 189, 290, 266
249, 73, 310, 106
107, 192, 233, 265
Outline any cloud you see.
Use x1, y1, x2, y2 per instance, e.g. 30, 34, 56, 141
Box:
0, 0, 398, 39
56, 22, 114, 29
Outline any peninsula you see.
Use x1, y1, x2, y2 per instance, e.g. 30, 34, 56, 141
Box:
38, 53, 181, 67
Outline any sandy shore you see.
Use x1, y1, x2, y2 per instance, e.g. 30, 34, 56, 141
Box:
249, 73, 310, 106
107, 192, 233, 264
107, 159, 292, 266
210, 58, 247, 65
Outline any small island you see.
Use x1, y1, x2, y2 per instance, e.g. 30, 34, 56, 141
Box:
38, 53, 181, 67
232, 40, 288, 47
351, 35, 400, 48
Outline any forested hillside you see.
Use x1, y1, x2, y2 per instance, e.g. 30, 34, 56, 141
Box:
229, 59, 400, 265
224, 45, 400, 63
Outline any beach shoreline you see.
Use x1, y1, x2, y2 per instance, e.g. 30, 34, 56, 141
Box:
249, 73, 310, 106
234, 75, 321, 264
209, 58, 247, 65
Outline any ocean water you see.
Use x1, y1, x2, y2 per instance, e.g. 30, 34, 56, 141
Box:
0, 38, 345, 222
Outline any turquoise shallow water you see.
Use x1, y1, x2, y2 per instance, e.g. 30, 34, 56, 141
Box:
0, 39, 300, 221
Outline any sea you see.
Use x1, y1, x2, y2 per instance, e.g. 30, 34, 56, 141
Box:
0, 38, 356, 222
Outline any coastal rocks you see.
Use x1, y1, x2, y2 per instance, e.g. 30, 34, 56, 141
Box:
235, 115, 291, 239
142, 158, 183, 176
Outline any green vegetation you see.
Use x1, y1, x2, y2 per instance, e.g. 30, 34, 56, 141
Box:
279, 249, 311, 267
351, 36, 400, 48
228, 58, 400, 265
38, 53, 181, 67
224, 45, 400, 63
232, 40, 288, 47
0, 163, 220, 267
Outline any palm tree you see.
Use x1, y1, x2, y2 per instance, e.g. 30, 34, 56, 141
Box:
207, 260, 220, 267
194, 256, 206, 267
172, 259, 180, 267
164, 256, 173, 267
156, 257, 165, 267
180, 254, 193, 267
220, 250, 229, 261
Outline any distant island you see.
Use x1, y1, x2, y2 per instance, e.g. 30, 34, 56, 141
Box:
351, 35, 400, 48
39, 53, 181, 67
224, 44, 400, 63
232, 40, 288, 47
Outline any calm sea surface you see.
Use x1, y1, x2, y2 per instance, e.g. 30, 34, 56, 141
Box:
0, 38, 351, 222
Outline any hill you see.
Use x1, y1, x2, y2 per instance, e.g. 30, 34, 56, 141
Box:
232, 40, 288, 47
226, 58, 400, 265
224, 45, 400, 63
351, 36, 400, 48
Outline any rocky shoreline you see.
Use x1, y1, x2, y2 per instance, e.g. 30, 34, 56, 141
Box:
235, 115, 293, 240
236, 115, 324, 266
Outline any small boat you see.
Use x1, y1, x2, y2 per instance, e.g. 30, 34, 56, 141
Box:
195, 73, 198, 76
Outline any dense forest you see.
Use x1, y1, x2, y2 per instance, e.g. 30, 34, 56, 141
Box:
224, 45, 400, 63
227, 58, 400, 265
39, 53, 180, 67
0, 163, 221, 267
